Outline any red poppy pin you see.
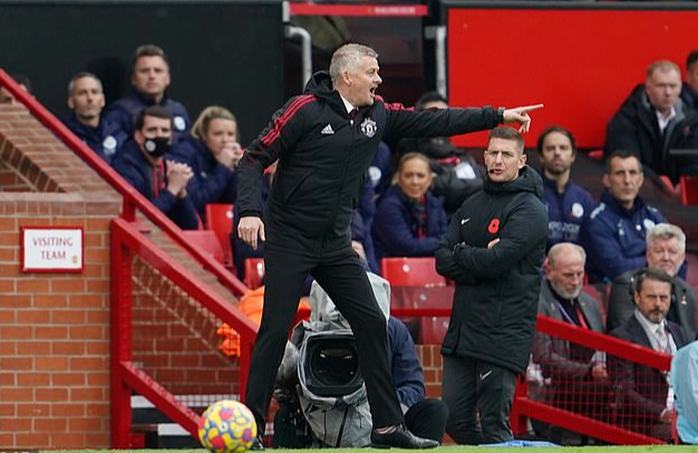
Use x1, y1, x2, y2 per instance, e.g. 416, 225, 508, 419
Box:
488, 218, 500, 234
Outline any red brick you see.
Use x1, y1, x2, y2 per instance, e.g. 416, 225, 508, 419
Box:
35, 325, 68, 339
70, 387, 104, 402
32, 416, 68, 432
0, 403, 16, 416
35, 356, 68, 371
70, 356, 107, 371
86, 341, 109, 355
51, 403, 85, 417
0, 325, 33, 339
0, 434, 13, 449
17, 278, 49, 293
0, 356, 32, 371
0, 387, 33, 401
0, 309, 16, 322
16, 310, 50, 324
0, 340, 17, 355
52, 341, 84, 355
33, 294, 68, 308
17, 403, 49, 417
52, 373, 85, 386
0, 279, 16, 292
17, 372, 50, 386
35, 387, 68, 402
50, 279, 86, 293
0, 372, 16, 386
2, 417, 29, 432
49, 433, 84, 449
68, 416, 103, 431
69, 325, 105, 339
51, 309, 86, 324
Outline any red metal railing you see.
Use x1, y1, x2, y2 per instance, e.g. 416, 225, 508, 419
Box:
513, 315, 674, 445
0, 69, 254, 447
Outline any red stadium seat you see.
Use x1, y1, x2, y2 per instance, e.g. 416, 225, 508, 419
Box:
244, 258, 265, 289
205, 203, 234, 270
181, 230, 225, 265
679, 176, 698, 205
380, 257, 447, 287
381, 257, 450, 344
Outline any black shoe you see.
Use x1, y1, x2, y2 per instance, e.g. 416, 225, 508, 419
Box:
370, 424, 439, 449
250, 435, 264, 451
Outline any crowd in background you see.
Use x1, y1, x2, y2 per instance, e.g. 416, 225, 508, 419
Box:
3, 41, 698, 446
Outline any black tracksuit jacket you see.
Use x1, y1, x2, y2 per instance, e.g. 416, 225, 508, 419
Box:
237, 71, 500, 254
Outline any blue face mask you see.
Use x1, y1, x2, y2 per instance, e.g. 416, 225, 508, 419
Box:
143, 136, 171, 158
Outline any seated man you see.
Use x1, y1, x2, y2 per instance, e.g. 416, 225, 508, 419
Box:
273, 275, 447, 448
609, 267, 690, 439
607, 223, 697, 338
112, 105, 198, 230
532, 243, 611, 436
536, 126, 595, 250
581, 149, 666, 284
103, 44, 190, 144
605, 60, 698, 185
63, 72, 126, 164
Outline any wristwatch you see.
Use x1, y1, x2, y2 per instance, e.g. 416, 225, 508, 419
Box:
497, 107, 506, 124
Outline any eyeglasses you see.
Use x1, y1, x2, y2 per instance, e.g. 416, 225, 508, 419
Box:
484, 149, 518, 160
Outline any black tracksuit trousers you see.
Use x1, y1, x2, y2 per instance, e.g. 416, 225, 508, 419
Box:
244, 244, 404, 434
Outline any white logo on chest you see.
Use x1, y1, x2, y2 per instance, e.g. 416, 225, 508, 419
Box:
360, 118, 377, 138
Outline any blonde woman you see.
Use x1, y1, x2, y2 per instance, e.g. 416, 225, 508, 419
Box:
171, 105, 242, 221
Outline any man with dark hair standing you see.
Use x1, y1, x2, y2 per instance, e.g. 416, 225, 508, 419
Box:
435, 126, 548, 444
236, 43, 542, 449
536, 125, 595, 250
103, 44, 190, 144
63, 72, 126, 164
112, 105, 198, 230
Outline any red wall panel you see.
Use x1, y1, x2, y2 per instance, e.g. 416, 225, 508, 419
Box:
447, 7, 698, 149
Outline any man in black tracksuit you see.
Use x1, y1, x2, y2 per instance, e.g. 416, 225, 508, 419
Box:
435, 127, 548, 444
236, 43, 542, 449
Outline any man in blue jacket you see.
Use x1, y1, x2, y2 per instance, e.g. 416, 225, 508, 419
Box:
103, 44, 190, 144
112, 105, 198, 230
581, 150, 666, 284
236, 43, 542, 449
63, 72, 126, 164
536, 126, 595, 251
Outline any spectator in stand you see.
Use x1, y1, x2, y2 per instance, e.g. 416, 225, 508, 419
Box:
63, 72, 126, 164
532, 243, 610, 439
103, 44, 191, 144
536, 126, 595, 250
605, 60, 698, 185
0, 72, 33, 104
395, 91, 486, 220
372, 152, 447, 262
171, 106, 242, 223
607, 223, 697, 338
581, 150, 666, 284
435, 127, 547, 444
112, 105, 198, 230
609, 267, 690, 439
681, 50, 698, 112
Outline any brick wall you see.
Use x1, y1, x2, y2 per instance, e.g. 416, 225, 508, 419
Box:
0, 104, 120, 449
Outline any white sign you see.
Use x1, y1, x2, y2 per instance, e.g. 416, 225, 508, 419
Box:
21, 227, 84, 272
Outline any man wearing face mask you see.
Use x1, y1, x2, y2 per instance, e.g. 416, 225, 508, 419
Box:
113, 105, 199, 230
